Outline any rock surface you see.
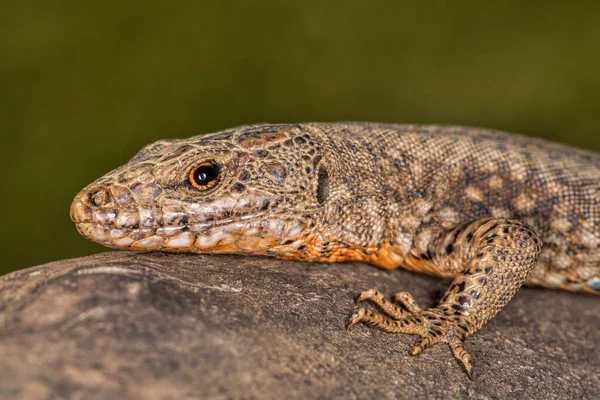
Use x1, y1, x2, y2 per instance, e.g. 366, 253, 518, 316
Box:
0, 252, 598, 399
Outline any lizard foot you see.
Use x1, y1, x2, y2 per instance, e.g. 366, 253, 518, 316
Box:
347, 289, 473, 379
346, 219, 543, 379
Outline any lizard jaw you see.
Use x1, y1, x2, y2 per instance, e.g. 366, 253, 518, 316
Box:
72, 216, 308, 255
70, 187, 311, 255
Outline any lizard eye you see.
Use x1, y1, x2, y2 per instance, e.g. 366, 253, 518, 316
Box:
189, 161, 220, 190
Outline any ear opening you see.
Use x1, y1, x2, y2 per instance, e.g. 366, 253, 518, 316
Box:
317, 164, 329, 205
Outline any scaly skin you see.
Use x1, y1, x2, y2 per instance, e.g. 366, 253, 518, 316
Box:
71, 123, 600, 378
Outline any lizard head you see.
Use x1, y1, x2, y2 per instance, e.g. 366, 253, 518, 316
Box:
70, 124, 336, 259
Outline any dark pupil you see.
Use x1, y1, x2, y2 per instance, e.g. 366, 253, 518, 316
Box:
193, 165, 217, 186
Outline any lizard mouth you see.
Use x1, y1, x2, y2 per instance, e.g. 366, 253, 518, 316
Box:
71, 189, 309, 254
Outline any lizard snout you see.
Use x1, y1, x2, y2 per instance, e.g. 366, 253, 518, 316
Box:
70, 183, 142, 247
70, 187, 96, 225
71, 184, 117, 221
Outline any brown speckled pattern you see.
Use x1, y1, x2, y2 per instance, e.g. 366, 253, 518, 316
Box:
71, 123, 599, 377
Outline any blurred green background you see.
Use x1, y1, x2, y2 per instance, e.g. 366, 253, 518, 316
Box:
1, 1, 599, 274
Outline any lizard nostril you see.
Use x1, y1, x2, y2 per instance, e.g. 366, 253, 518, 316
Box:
90, 188, 110, 207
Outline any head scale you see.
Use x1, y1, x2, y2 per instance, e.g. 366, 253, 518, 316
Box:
71, 124, 330, 258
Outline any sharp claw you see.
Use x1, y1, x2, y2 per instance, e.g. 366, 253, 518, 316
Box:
461, 355, 473, 380
466, 366, 473, 380
346, 308, 366, 329
355, 288, 377, 304
449, 338, 473, 379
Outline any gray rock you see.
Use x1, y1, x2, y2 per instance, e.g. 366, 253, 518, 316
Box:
0, 252, 598, 399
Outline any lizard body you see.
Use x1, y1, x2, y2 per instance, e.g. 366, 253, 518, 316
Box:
71, 123, 599, 377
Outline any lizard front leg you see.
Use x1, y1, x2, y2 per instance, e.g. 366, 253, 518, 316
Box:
347, 218, 542, 378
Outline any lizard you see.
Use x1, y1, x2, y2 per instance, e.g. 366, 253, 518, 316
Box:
70, 123, 600, 378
